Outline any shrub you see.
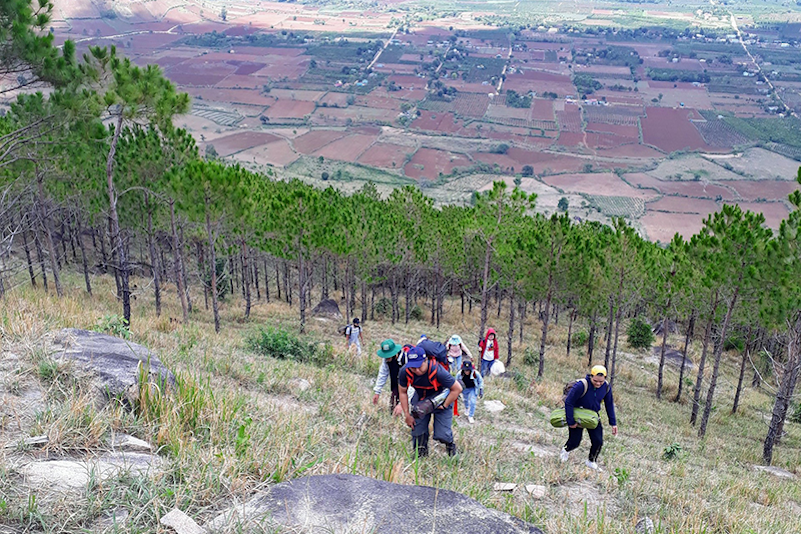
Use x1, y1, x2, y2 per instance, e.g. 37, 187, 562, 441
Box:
247, 327, 332, 366
723, 335, 745, 352
374, 297, 392, 317
523, 346, 537, 366
627, 318, 654, 349
571, 330, 588, 347
409, 304, 424, 321
93, 314, 130, 339
663, 442, 683, 461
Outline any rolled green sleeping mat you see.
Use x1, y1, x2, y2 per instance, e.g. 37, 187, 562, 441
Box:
549, 407, 600, 429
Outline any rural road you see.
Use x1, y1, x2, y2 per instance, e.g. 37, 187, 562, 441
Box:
726, 9, 797, 118
367, 27, 399, 70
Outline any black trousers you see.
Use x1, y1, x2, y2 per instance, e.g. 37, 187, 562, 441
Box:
564, 422, 603, 462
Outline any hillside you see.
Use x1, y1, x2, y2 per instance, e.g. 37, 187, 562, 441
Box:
0, 271, 799, 533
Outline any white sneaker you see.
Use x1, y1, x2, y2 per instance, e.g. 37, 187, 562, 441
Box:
585, 460, 599, 470
468, 416, 475, 424
560, 449, 569, 463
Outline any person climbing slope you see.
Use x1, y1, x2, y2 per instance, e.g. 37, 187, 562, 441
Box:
560, 365, 618, 470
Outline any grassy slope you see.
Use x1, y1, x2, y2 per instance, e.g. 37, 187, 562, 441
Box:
0, 270, 800, 533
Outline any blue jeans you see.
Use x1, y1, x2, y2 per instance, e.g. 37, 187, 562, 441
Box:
450, 355, 462, 376
410, 391, 454, 444
481, 359, 494, 377
463, 387, 477, 417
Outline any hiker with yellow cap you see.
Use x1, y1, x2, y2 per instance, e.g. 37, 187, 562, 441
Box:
372, 339, 406, 414
559, 365, 618, 471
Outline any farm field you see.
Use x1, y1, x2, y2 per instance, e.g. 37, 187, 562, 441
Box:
36, 0, 801, 246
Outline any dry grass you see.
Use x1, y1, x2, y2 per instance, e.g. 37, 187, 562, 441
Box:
1, 270, 800, 533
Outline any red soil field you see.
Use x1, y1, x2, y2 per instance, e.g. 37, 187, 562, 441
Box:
293, 130, 348, 154
310, 106, 398, 125
543, 172, 657, 198
585, 122, 639, 138
314, 134, 378, 162
357, 143, 412, 168
556, 132, 585, 147
647, 197, 719, 214
557, 104, 582, 132
209, 132, 281, 157
641, 212, 706, 242
404, 148, 472, 180
624, 173, 737, 200
726, 181, 800, 201
411, 111, 460, 133
734, 202, 790, 229
232, 62, 266, 75
585, 132, 639, 149
185, 88, 276, 106
216, 75, 267, 89
641, 107, 709, 153
597, 144, 665, 158
530, 99, 555, 120
374, 64, 418, 75
265, 100, 315, 120
236, 138, 299, 168
387, 75, 427, 89
318, 93, 351, 107
355, 95, 403, 110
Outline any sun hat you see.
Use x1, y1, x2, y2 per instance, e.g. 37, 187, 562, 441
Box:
461, 360, 474, 371
590, 365, 608, 377
376, 339, 402, 359
406, 346, 427, 368
448, 334, 462, 346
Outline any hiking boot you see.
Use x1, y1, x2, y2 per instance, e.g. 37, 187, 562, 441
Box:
560, 448, 569, 463
446, 442, 458, 457
467, 416, 475, 424
413, 433, 429, 458
585, 460, 599, 471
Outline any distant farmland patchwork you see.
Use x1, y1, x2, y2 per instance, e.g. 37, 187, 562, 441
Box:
44, 0, 801, 242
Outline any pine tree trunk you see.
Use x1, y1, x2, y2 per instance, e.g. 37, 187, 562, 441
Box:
254, 255, 260, 301
506, 291, 515, 367
587, 314, 597, 366
105, 115, 130, 322
97, 226, 108, 274
322, 254, 329, 301
76, 216, 92, 295
20, 211, 37, 288
37, 172, 62, 297
496, 283, 502, 318
538, 285, 553, 380
298, 249, 306, 334
243, 240, 252, 319
610, 303, 623, 388
275, 262, 281, 301
675, 310, 696, 403
518, 299, 526, 344
566, 308, 576, 357
732, 325, 754, 414
699, 287, 740, 438
204, 198, 220, 333
479, 238, 493, 339
604, 296, 614, 369
657, 299, 672, 399
691, 313, 715, 425
178, 225, 192, 313
146, 192, 161, 317
391, 269, 399, 324
763, 317, 801, 465
170, 200, 189, 323
264, 258, 270, 302
361, 280, 367, 323
34, 228, 48, 291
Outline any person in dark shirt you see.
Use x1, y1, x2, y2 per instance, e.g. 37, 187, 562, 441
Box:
372, 339, 404, 413
459, 359, 483, 423
399, 346, 462, 457
560, 364, 618, 470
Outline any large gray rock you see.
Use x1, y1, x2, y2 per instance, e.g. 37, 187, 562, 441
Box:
311, 299, 343, 320
46, 329, 175, 405
206, 474, 543, 534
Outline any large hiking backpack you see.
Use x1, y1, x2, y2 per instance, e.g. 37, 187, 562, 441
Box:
406, 360, 441, 394
561, 378, 589, 404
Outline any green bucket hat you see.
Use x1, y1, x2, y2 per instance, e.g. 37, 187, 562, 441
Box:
376, 339, 402, 358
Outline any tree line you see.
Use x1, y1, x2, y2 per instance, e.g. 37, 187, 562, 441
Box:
1, 0, 800, 466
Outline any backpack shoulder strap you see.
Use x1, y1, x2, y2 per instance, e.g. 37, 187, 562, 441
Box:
578, 378, 588, 398
428, 361, 440, 389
